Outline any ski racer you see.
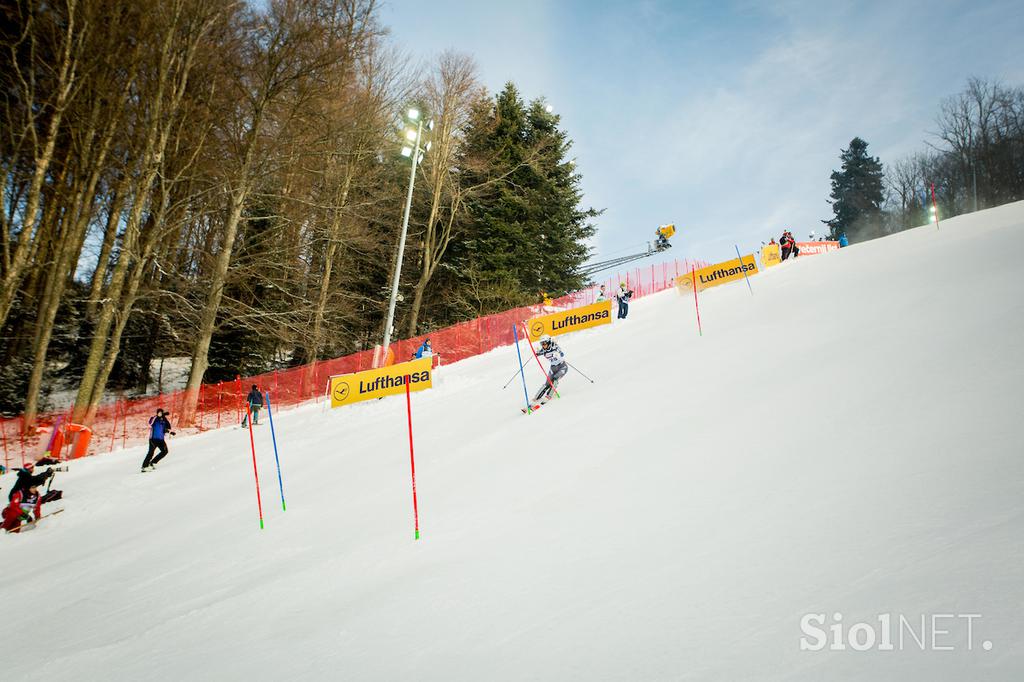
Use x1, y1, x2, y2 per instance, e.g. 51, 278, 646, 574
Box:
533, 335, 568, 404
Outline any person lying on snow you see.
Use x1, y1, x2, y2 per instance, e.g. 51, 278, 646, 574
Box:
3, 484, 43, 531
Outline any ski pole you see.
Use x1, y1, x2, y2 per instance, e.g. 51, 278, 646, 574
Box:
502, 366, 525, 389
566, 362, 595, 383
512, 324, 533, 413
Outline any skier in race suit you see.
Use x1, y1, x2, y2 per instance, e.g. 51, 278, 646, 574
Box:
533, 335, 568, 404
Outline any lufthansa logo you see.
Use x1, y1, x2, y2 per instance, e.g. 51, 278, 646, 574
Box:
530, 320, 545, 337
333, 381, 351, 402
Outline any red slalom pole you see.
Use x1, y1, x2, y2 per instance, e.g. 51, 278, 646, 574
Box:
244, 403, 265, 530
691, 264, 703, 336
404, 376, 420, 540
521, 322, 559, 400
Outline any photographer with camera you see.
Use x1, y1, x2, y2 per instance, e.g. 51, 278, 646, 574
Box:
6, 461, 53, 503
141, 408, 176, 472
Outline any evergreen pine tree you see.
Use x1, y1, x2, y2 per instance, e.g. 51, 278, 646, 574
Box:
451, 82, 598, 311
824, 137, 885, 241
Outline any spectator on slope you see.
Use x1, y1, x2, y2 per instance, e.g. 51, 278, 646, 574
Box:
780, 230, 799, 261
839, 233, 849, 248
241, 384, 264, 427
596, 284, 607, 302
532, 335, 568, 405
141, 409, 175, 472
615, 282, 634, 319
6, 461, 52, 502
413, 338, 433, 360
2, 484, 42, 531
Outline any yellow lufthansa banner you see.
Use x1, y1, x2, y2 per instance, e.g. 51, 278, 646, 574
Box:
526, 299, 613, 341
330, 357, 432, 408
675, 254, 758, 292
761, 244, 781, 268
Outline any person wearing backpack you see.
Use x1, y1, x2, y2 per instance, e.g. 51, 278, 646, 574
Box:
241, 384, 264, 427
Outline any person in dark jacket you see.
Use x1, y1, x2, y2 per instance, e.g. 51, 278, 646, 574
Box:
241, 384, 264, 427
615, 283, 634, 319
141, 409, 174, 472
7, 461, 53, 502
780, 230, 800, 260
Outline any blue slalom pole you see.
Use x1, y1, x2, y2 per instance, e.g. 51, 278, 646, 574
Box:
512, 324, 533, 413
735, 244, 754, 296
264, 391, 286, 511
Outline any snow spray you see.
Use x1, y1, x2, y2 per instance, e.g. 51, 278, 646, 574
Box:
735, 245, 754, 296
264, 392, 286, 512
244, 403, 265, 529
522, 322, 559, 400
404, 376, 420, 540
512, 323, 532, 413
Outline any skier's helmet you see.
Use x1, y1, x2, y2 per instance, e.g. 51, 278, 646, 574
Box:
539, 334, 552, 347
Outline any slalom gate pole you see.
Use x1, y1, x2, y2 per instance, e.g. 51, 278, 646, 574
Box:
522, 322, 559, 400
244, 403, 265, 530
566, 362, 595, 384
502, 366, 525, 389
735, 245, 753, 296
691, 264, 703, 336
404, 376, 420, 540
264, 392, 286, 512
512, 323, 533, 413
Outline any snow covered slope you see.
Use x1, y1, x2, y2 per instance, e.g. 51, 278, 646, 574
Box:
3, 203, 1023, 681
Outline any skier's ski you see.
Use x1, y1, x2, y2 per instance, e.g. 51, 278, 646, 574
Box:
6, 508, 65, 534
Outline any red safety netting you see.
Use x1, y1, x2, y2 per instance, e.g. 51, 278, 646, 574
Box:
0, 257, 706, 468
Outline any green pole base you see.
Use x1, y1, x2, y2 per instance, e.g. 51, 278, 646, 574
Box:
281, 500, 287, 512
259, 519, 264, 529
415, 529, 420, 540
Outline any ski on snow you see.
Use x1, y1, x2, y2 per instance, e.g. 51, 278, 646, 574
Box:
6, 508, 65, 534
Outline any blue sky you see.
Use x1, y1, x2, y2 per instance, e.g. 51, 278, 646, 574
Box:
380, 0, 1024, 265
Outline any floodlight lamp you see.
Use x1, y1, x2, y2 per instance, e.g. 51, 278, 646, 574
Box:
408, 108, 420, 121
424, 141, 432, 152
401, 146, 413, 157
428, 119, 435, 131
405, 129, 417, 142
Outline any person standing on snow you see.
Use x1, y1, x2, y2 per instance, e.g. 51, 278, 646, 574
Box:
141, 409, 175, 472
615, 282, 633, 319
532, 335, 568, 404
596, 285, 607, 302
241, 384, 264, 427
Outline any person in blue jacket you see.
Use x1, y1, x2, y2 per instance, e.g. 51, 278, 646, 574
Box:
414, 338, 432, 360
141, 409, 175, 472
839, 233, 849, 247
